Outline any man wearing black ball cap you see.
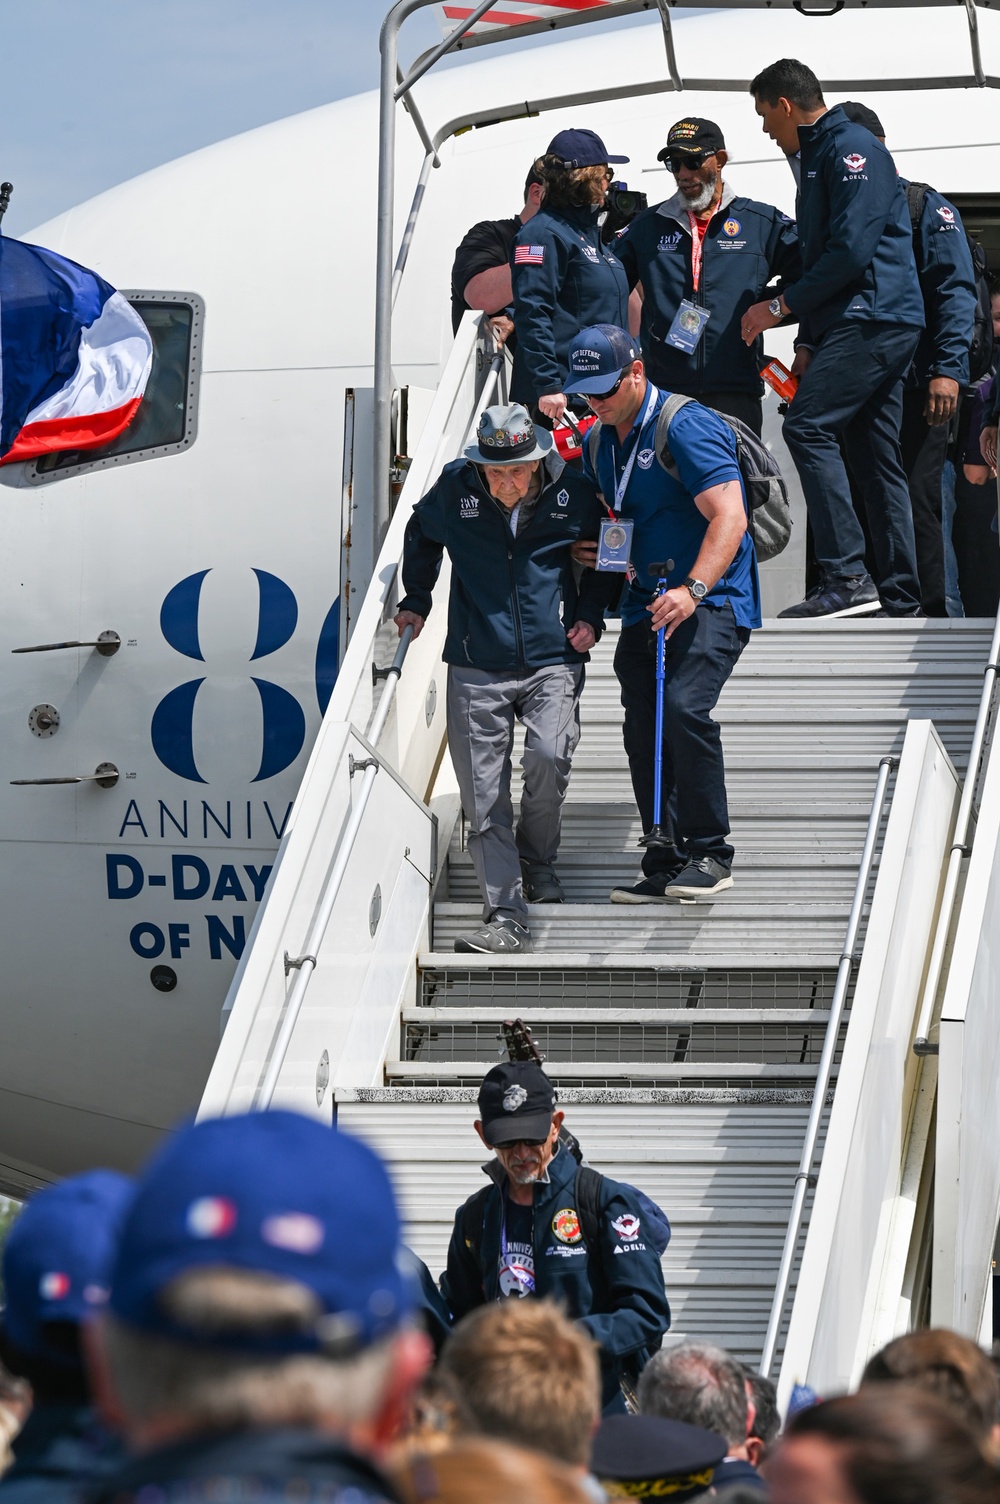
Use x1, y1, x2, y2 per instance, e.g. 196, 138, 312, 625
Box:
442, 1061, 671, 1411
591, 1413, 728, 1500
616, 117, 800, 437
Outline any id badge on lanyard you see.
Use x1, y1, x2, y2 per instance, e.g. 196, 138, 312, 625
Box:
667, 214, 711, 354
597, 384, 659, 579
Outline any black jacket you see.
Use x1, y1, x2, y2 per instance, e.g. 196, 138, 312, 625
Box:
510, 204, 629, 403
786, 105, 925, 345
397, 453, 608, 673
616, 184, 800, 397
442, 1145, 671, 1408
88, 1427, 399, 1504
0, 1405, 123, 1504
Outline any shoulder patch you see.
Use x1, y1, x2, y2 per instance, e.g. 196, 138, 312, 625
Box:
556, 487, 569, 507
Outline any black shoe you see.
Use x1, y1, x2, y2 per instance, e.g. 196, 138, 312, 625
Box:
778, 574, 880, 620
871, 607, 925, 618
521, 861, 565, 903
661, 855, 734, 900
454, 918, 533, 954
610, 867, 684, 904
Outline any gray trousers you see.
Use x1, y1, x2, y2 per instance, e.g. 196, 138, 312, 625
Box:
447, 663, 584, 923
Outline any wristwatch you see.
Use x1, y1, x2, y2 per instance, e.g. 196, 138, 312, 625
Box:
684, 577, 708, 601
768, 296, 783, 319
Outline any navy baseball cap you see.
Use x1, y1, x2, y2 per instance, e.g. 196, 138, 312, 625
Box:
2, 1169, 133, 1367
108, 1111, 412, 1355
478, 1061, 556, 1146
592, 1414, 727, 1500
657, 118, 726, 164
565, 324, 641, 395
546, 128, 629, 168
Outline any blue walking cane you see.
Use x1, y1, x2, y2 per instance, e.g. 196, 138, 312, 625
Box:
639, 560, 675, 852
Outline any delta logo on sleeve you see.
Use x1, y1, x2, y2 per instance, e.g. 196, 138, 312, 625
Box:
842, 153, 867, 174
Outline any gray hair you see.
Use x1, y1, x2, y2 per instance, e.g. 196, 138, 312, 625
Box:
102, 1266, 398, 1432
638, 1341, 748, 1447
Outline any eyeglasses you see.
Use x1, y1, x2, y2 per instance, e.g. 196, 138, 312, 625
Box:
497, 1137, 548, 1149
665, 153, 711, 174
585, 371, 628, 405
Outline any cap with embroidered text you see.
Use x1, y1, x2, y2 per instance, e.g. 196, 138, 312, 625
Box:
591, 1414, 728, 1501
546, 128, 629, 168
478, 1061, 556, 1146
658, 118, 726, 164
2, 1169, 134, 1368
108, 1110, 411, 1355
565, 324, 640, 395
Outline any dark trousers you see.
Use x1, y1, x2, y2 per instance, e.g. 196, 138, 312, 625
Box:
783, 321, 922, 614
900, 388, 949, 617
614, 605, 749, 876
953, 467, 1000, 617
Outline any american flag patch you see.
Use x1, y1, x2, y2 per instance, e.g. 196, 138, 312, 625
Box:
514, 244, 545, 265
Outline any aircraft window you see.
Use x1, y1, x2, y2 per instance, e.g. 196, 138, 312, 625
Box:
25, 291, 203, 485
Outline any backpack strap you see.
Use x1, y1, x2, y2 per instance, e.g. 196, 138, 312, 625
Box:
905, 182, 929, 233
574, 1164, 605, 1251
654, 391, 694, 476
586, 417, 603, 484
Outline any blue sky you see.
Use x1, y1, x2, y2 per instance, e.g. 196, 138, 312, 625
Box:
2, 1, 650, 238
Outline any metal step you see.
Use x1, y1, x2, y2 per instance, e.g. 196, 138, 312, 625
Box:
431, 901, 851, 956
445, 849, 866, 905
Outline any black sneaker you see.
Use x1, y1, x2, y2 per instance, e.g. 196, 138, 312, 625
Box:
778, 574, 880, 620
661, 855, 734, 900
520, 861, 564, 903
454, 918, 533, 954
610, 867, 684, 904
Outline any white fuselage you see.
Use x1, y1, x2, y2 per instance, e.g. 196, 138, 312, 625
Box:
0, 5, 996, 1187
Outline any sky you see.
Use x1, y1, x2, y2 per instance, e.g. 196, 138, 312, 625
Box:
0, 0, 650, 238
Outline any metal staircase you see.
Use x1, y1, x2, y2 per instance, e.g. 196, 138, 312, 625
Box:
337, 618, 990, 1369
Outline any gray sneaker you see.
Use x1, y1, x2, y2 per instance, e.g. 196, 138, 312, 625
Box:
454, 918, 533, 954
521, 861, 565, 903
661, 855, 734, 900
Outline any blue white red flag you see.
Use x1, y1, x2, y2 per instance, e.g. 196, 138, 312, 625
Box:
514, 244, 545, 265
0, 237, 152, 465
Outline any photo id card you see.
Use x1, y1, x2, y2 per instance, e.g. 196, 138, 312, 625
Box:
666, 298, 711, 354
597, 516, 634, 572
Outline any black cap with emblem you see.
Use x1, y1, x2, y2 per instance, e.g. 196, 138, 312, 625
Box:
478, 1061, 556, 1146
591, 1414, 728, 1501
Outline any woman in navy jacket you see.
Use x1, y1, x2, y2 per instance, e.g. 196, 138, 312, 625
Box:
511, 129, 631, 424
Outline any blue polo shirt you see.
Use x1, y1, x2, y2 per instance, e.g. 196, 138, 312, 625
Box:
585, 385, 761, 630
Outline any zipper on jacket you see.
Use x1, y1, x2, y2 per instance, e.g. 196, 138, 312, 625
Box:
491, 495, 528, 671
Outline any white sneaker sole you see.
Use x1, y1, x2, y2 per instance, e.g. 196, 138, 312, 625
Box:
661, 874, 735, 901
610, 888, 673, 905
781, 599, 880, 620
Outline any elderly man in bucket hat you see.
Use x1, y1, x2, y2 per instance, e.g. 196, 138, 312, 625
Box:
395, 402, 608, 953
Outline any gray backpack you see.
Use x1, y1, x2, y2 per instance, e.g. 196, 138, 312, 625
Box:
586, 393, 792, 563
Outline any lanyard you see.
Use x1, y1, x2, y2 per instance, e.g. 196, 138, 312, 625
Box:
612, 383, 660, 515
508, 503, 520, 536
687, 212, 708, 292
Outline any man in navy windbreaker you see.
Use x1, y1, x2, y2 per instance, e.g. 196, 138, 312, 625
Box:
443, 1062, 671, 1412
840, 101, 976, 618
744, 60, 925, 619
616, 116, 800, 437
395, 403, 607, 954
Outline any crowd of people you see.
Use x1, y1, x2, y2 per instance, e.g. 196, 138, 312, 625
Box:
1, 1090, 1000, 1504
425, 54, 1000, 953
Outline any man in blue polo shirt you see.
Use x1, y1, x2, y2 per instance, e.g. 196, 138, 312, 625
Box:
567, 325, 760, 901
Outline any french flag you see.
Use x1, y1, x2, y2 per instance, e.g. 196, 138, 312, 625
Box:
0, 237, 152, 465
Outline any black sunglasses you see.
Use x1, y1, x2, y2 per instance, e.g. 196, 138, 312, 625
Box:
585, 370, 629, 405
497, 1136, 548, 1148
665, 153, 711, 174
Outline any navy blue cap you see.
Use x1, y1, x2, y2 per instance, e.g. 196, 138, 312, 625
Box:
546, 128, 628, 168
109, 1111, 412, 1354
592, 1414, 727, 1499
565, 325, 641, 395
2, 1170, 133, 1366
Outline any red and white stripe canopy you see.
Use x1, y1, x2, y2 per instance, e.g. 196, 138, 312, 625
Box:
436, 0, 623, 36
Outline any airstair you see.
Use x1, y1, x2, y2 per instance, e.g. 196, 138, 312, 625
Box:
200, 318, 1000, 1396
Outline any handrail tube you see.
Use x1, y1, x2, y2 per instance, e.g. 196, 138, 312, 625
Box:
392, 152, 435, 306
913, 610, 1000, 1053
254, 626, 415, 1110
395, 0, 496, 102
761, 753, 896, 1378
397, 65, 440, 164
